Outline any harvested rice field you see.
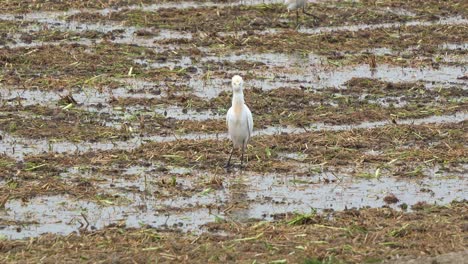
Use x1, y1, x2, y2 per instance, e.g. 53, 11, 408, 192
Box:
0, 0, 467, 263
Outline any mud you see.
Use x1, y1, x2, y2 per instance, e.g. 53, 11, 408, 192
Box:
0, 0, 467, 263
1, 201, 466, 262
1, 167, 465, 240
1, 112, 466, 161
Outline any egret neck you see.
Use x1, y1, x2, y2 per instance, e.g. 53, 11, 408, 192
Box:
232, 89, 245, 117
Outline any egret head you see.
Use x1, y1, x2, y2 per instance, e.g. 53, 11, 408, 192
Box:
231, 75, 244, 93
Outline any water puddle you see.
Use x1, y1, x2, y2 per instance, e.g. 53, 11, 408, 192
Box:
0, 36, 97, 49
284, 64, 467, 89
102, 0, 284, 14
1, 112, 466, 161
4, 58, 464, 109
0, 127, 222, 160
259, 111, 468, 135
439, 43, 468, 51
0, 11, 192, 50
153, 107, 221, 121
2, 166, 465, 239
202, 52, 323, 68
3, 8, 465, 51
0, 0, 466, 247
0, 195, 215, 239
135, 56, 194, 70
0, 0, 285, 20
0, 132, 145, 160
135, 52, 317, 72
240, 171, 466, 221
190, 63, 467, 98
298, 16, 468, 34
0, 0, 282, 50
256, 112, 468, 140
376, 7, 417, 18
0, 81, 165, 108
0, 85, 224, 130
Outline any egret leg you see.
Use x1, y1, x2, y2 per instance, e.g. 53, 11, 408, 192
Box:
241, 144, 245, 167
296, 9, 299, 25
302, 6, 320, 20
226, 144, 234, 168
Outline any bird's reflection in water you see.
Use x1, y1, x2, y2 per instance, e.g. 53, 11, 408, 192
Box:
225, 174, 252, 223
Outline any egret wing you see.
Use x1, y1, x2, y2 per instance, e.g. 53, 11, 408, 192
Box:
246, 106, 254, 139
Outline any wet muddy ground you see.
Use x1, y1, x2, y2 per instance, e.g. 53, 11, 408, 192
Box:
0, 0, 467, 263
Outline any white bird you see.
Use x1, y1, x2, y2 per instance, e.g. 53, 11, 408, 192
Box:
226, 75, 254, 168
285, 0, 306, 11
284, 0, 319, 25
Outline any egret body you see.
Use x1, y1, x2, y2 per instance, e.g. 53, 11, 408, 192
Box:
285, 0, 306, 11
226, 75, 253, 168
284, 0, 319, 24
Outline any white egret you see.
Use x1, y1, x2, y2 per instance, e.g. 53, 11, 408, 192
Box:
284, 0, 319, 25
226, 75, 254, 168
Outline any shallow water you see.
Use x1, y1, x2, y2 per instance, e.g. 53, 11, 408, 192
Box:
0, 0, 466, 244
190, 63, 467, 98
298, 16, 468, 34
0, 83, 162, 107
2, 166, 466, 239
1, 112, 466, 160
0, 194, 215, 239
6, 59, 464, 110
0, 11, 193, 51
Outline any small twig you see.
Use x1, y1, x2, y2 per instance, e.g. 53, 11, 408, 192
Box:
330, 170, 343, 182
80, 212, 90, 230
0, 194, 10, 209
233, 232, 264, 242
302, 6, 320, 20
190, 235, 202, 244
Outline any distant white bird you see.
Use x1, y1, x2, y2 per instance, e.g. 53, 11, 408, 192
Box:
285, 0, 306, 11
284, 0, 319, 24
226, 75, 254, 168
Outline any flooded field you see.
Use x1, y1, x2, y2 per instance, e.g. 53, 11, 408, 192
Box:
0, 0, 467, 263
